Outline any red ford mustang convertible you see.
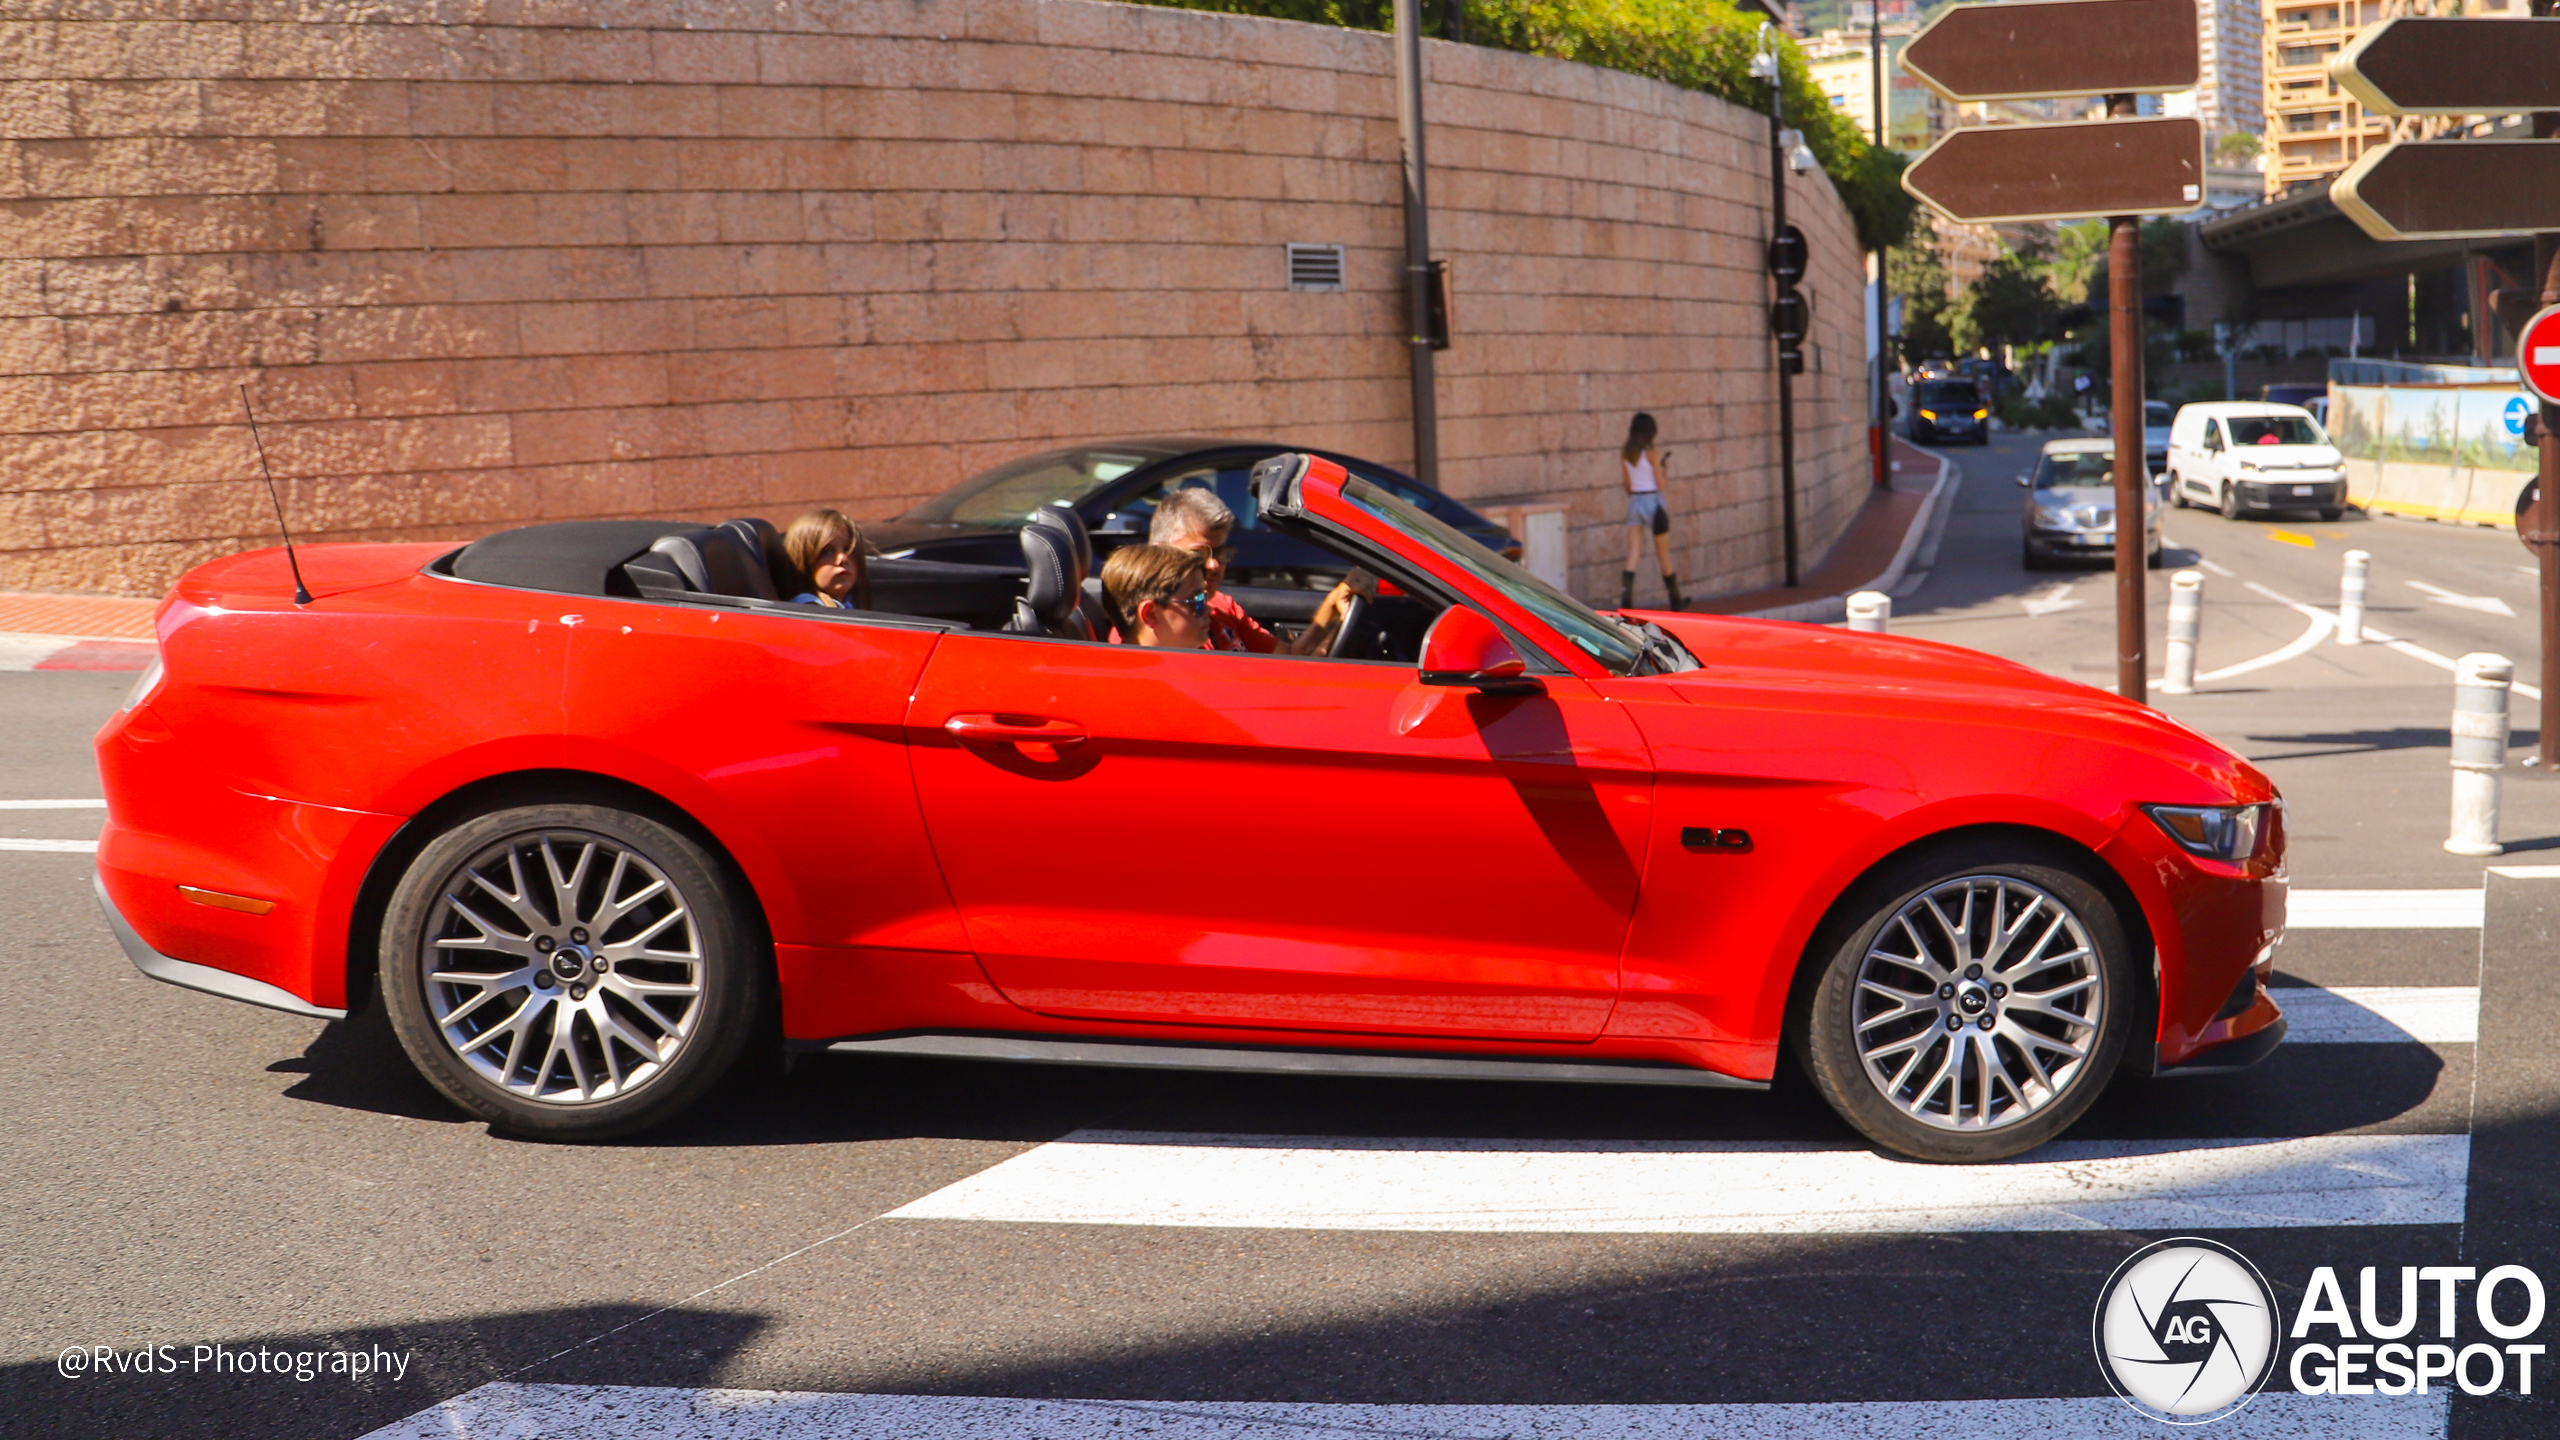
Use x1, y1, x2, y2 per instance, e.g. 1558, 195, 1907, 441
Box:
95, 454, 2286, 1162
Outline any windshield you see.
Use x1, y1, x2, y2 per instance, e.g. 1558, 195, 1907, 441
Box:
2034, 452, 2132, 489
2225, 415, 2325, 447
899, 447, 1162, 527
1338, 477, 1653, 676
1914, 382, 1981, 409
2145, 402, 2174, 427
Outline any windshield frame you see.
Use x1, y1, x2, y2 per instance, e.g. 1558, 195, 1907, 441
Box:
896, 445, 1183, 528
1333, 476, 1660, 677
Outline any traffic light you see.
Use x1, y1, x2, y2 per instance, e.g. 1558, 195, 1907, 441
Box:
1768, 223, 1808, 375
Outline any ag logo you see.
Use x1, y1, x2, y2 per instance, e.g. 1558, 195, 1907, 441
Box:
2093, 1238, 2281, 1423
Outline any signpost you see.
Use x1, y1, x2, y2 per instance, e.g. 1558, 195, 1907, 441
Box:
2331, 141, 2560, 241
2332, 16, 2560, 115
2330, 7, 2560, 765
1899, 0, 2200, 704
1900, 117, 2205, 224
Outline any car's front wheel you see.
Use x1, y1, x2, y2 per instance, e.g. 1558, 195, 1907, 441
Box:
1800, 840, 2134, 1162
379, 803, 766, 1140
2219, 483, 2241, 520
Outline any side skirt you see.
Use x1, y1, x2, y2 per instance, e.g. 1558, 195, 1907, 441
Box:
809, 1031, 1768, 1089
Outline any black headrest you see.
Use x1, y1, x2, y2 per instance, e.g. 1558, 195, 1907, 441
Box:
646, 525, 776, 600
1029, 504, 1091, 580
719, 518, 784, 600
1016, 522, 1078, 629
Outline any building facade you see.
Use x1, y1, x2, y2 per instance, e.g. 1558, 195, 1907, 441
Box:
2260, 0, 2513, 198
1804, 22, 1948, 154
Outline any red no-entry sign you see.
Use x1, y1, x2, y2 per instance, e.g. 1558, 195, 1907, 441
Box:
2522, 304, 2560, 406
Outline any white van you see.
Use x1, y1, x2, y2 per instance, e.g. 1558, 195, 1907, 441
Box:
2164, 402, 2347, 520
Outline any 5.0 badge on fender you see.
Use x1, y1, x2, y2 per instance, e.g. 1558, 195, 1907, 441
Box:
2093, 1237, 2283, 1423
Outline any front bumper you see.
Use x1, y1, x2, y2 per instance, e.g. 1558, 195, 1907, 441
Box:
95, 874, 345, 1020
2236, 477, 2346, 509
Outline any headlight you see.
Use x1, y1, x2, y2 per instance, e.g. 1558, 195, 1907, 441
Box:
1973, 408, 1989, 419
1918, 409, 1937, 420
2145, 803, 2269, 861
2236, 460, 2258, 472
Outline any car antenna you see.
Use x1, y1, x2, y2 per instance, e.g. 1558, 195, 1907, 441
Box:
238, 383, 312, 606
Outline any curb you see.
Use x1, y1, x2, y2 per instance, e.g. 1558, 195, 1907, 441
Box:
1733, 448, 1960, 624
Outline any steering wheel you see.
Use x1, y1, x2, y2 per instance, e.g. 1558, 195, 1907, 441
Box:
1326, 592, 1371, 659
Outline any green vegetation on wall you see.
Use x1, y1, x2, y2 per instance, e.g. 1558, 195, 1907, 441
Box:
1127, 0, 1920, 252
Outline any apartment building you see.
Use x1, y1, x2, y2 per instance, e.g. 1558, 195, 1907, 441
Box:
1805, 21, 1948, 154
2198, 0, 2265, 138
2261, 0, 2515, 197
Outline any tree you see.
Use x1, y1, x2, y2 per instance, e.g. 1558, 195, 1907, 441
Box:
2213, 132, 2262, 167
1889, 244, 1954, 361
1951, 253, 2058, 355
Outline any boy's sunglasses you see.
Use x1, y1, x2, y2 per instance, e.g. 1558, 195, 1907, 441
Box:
1166, 590, 1212, 618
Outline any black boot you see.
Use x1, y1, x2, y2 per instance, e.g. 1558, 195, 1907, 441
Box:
1663, 574, 1683, 612
1620, 570, 1635, 609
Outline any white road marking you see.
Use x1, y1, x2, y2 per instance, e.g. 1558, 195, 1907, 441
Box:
363, 1384, 2451, 1440
0, 799, 103, 809
2407, 579, 2516, 617
2490, 864, 2560, 879
2288, 889, 2482, 928
2279, 986, 2477, 1044
886, 1132, 2468, 1233
2196, 554, 2237, 577
0, 634, 68, 670
2021, 581, 2083, 617
0, 838, 96, 853
2222, 575, 2545, 700
2193, 606, 2335, 682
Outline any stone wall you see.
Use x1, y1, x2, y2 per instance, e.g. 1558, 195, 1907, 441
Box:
0, 0, 1871, 604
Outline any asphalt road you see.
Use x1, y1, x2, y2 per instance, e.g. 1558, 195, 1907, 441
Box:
4, 481, 2554, 1437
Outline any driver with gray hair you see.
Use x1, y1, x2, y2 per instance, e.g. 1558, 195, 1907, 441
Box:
1146, 484, 1362, 656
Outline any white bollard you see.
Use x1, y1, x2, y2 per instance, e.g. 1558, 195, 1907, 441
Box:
1846, 590, 1891, 633
2339, 549, 2370, 646
2446, 652, 2513, 856
2161, 570, 2204, 694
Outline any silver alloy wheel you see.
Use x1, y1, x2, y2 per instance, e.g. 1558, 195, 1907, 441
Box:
422, 830, 705, 1105
1851, 874, 2105, 1132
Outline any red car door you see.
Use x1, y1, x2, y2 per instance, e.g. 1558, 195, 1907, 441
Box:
904, 634, 1651, 1041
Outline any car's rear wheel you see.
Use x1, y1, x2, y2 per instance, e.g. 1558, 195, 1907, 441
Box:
2319, 506, 2343, 522
1800, 840, 2133, 1162
379, 803, 765, 1140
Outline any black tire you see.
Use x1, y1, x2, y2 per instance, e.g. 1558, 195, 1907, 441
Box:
2319, 507, 2343, 522
1799, 838, 2135, 1163
2145, 545, 2164, 569
2219, 483, 2241, 521
2022, 541, 2048, 571
2167, 472, 2187, 509
379, 803, 766, 1140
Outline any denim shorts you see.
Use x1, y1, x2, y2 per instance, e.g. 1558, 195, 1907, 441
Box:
1626, 491, 1669, 534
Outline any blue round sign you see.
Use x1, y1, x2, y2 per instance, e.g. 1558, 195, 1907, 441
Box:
2509, 395, 2532, 437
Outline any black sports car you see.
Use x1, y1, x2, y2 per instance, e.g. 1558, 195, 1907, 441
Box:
862, 439, 1519, 588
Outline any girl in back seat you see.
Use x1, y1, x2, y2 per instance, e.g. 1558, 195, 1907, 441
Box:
781, 508, 871, 610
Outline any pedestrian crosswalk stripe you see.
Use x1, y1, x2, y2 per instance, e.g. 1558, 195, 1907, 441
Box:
2279, 985, 2476, 1044
2287, 889, 2482, 928
886, 1132, 2466, 1234
0, 837, 97, 853
362, 1383, 2452, 1439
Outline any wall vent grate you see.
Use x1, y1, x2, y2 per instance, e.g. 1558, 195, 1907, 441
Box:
1286, 243, 1346, 292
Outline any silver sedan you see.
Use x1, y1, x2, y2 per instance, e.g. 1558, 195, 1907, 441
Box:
2020, 438, 2162, 571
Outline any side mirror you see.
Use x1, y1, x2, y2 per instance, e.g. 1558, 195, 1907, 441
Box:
1418, 606, 1540, 694
2016, 473, 2033, 487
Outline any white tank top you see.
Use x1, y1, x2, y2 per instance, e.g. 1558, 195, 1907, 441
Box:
1625, 453, 1658, 494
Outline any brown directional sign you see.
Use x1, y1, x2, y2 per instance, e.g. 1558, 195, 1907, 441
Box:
2332, 140, 2560, 241
1902, 117, 2204, 224
1900, 0, 2199, 102
2332, 17, 2560, 116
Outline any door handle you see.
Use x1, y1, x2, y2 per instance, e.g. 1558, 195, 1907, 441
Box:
943, 713, 1088, 762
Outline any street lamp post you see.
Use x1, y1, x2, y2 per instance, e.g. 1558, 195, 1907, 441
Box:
1393, 0, 1440, 490
1871, 2, 1891, 490
1756, 26, 1801, 588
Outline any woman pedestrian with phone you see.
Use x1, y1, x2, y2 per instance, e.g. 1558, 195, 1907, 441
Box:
1618, 412, 1681, 611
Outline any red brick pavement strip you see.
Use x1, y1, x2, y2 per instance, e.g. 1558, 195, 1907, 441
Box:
0, 593, 159, 639
1686, 438, 1951, 618
33, 640, 156, 671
